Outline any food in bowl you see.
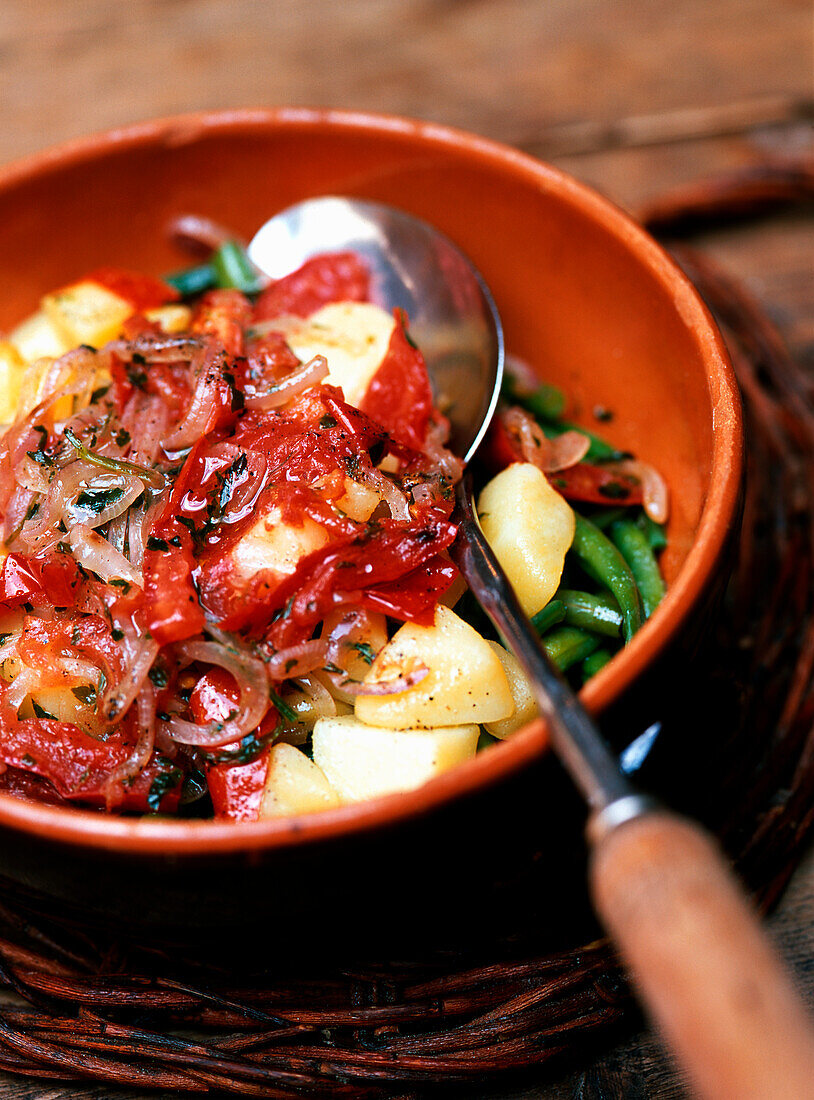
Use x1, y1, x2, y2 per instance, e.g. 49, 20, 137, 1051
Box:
0, 236, 667, 822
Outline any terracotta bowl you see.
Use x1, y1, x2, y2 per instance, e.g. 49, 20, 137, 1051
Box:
0, 109, 741, 944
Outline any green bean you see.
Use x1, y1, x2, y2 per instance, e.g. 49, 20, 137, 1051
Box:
636, 510, 668, 551
587, 507, 627, 531
557, 588, 622, 637
609, 518, 666, 619
571, 514, 642, 641
164, 263, 217, 297
212, 240, 263, 294
582, 647, 613, 680
502, 376, 567, 421
541, 626, 602, 670
531, 599, 566, 636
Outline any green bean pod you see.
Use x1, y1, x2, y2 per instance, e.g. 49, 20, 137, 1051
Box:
571, 514, 643, 641
212, 240, 263, 294
531, 599, 567, 636
557, 588, 622, 637
582, 647, 613, 680
541, 626, 602, 671
165, 263, 218, 297
609, 517, 666, 619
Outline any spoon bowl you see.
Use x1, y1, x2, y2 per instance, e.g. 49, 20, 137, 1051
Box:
248, 196, 504, 461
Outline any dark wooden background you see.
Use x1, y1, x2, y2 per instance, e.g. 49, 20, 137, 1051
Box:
0, 1, 812, 1096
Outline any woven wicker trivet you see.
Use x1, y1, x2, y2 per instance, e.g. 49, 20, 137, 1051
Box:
0, 165, 812, 1098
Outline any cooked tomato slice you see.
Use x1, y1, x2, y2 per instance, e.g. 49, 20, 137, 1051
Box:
253, 252, 370, 321
206, 752, 270, 823
85, 267, 179, 310
142, 529, 206, 645
192, 289, 252, 357
0, 554, 43, 608
360, 555, 458, 623
360, 311, 433, 453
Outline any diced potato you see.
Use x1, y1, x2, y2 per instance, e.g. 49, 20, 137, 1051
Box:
477, 462, 575, 617
336, 478, 381, 522
273, 301, 396, 406
42, 280, 133, 348
354, 604, 513, 729
259, 743, 342, 817
9, 310, 70, 363
144, 304, 192, 333
484, 641, 538, 739
18, 682, 102, 737
232, 506, 329, 579
312, 713, 479, 802
0, 341, 26, 422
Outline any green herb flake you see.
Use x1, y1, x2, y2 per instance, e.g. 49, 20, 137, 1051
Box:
351, 641, 376, 665
319, 415, 338, 430
75, 486, 126, 514
147, 536, 170, 552
71, 685, 97, 706
147, 767, 184, 812
31, 701, 57, 720
269, 688, 298, 724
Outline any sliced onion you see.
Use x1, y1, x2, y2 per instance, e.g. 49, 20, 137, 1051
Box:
503, 353, 543, 396
166, 213, 239, 256
161, 346, 222, 452
103, 681, 157, 810
164, 637, 269, 748
354, 464, 410, 521
68, 524, 143, 588
291, 675, 337, 721
109, 333, 203, 363
615, 459, 670, 524
354, 663, 430, 696
422, 418, 464, 484
264, 639, 328, 682
243, 355, 329, 411
102, 626, 159, 723
502, 406, 590, 473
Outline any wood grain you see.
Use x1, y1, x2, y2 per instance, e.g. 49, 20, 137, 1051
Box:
0, 1, 812, 1097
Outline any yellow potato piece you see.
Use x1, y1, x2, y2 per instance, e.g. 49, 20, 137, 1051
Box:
144, 304, 192, 333
232, 506, 329, 580
355, 604, 513, 729
259, 743, 341, 818
273, 301, 395, 406
477, 462, 575, 617
42, 280, 133, 348
484, 641, 538, 739
312, 714, 479, 802
9, 310, 70, 363
0, 342, 26, 423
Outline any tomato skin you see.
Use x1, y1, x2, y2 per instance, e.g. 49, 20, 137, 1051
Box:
253, 252, 370, 321
0, 706, 181, 812
206, 752, 270, 822
360, 311, 433, 453
360, 555, 458, 623
142, 531, 206, 645
85, 267, 179, 310
0, 554, 43, 608
32, 552, 84, 608
192, 289, 252, 358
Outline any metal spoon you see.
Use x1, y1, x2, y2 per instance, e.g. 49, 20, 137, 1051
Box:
249, 197, 814, 1100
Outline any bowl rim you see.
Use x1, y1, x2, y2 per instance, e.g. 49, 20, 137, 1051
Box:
0, 106, 742, 856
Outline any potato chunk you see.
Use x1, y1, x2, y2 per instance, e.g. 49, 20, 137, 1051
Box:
272, 301, 395, 406
9, 310, 70, 363
232, 506, 329, 580
42, 280, 133, 348
477, 462, 574, 617
354, 604, 513, 729
259, 743, 341, 818
484, 641, 538, 739
313, 714, 479, 801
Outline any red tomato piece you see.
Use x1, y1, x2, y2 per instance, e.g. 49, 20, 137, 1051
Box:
142, 530, 206, 645
192, 289, 252, 358
190, 667, 278, 737
31, 551, 84, 608
85, 267, 179, 310
360, 311, 433, 453
0, 554, 43, 608
206, 752, 270, 823
254, 252, 370, 321
360, 555, 458, 623
548, 464, 643, 506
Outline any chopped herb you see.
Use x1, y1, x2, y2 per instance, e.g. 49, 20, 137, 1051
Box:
147, 536, 169, 552
593, 405, 614, 423
71, 685, 97, 705
0, 632, 13, 645
319, 415, 338, 429
223, 370, 245, 412
269, 688, 298, 724
351, 641, 376, 665
21, 753, 37, 766
109, 578, 132, 593
147, 767, 184, 812
115, 428, 131, 447
111, 627, 124, 641
24, 500, 40, 521
90, 384, 111, 404
148, 663, 169, 688
597, 481, 631, 500
79, 344, 97, 353
168, 535, 182, 547
75, 486, 126, 514
63, 428, 164, 491
31, 701, 57, 720
323, 662, 344, 675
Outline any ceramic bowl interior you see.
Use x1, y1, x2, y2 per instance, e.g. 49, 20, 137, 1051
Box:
0, 109, 742, 856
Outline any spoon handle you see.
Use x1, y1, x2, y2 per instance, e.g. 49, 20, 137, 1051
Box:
451, 476, 814, 1099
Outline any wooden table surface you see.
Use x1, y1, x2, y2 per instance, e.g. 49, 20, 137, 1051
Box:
0, 1, 812, 1097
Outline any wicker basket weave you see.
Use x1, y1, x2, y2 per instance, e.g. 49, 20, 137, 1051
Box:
0, 164, 812, 1097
